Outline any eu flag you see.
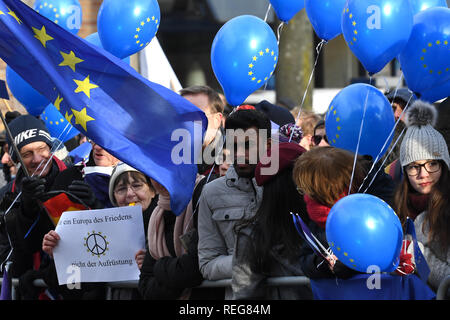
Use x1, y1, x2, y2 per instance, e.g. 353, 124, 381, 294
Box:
0, 0, 207, 215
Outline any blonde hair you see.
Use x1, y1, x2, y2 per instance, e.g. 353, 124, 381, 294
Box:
290, 108, 322, 136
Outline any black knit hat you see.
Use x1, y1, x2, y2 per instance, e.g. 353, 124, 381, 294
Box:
254, 100, 295, 126
6, 115, 52, 162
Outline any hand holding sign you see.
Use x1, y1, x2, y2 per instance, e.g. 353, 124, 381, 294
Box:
53, 205, 145, 284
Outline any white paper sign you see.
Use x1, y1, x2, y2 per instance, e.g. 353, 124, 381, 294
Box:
53, 205, 145, 285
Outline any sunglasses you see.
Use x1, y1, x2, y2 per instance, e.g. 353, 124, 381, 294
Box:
312, 134, 328, 146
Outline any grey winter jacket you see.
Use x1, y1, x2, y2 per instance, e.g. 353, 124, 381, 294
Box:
414, 212, 450, 292
197, 166, 263, 282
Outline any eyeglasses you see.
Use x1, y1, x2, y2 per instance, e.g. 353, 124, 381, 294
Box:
405, 161, 441, 176
312, 134, 328, 146
114, 183, 145, 196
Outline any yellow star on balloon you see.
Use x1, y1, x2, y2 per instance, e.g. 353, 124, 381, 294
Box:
8, 9, 22, 24
73, 75, 99, 98
54, 94, 63, 111
32, 25, 54, 47
59, 50, 84, 72
0, 10, 4, 15
71, 107, 95, 131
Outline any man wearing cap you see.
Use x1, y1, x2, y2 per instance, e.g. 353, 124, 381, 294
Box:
0, 115, 68, 279
384, 89, 417, 186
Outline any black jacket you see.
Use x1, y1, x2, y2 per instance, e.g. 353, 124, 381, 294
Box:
0, 157, 66, 279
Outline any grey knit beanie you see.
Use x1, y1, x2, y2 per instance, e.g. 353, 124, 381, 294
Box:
400, 100, 450, 169
108, 162, 139, 206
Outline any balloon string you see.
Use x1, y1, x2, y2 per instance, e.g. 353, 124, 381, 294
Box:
290, 39, 326, 143
361, 126, 406, 194
264, 21, 284, 92
264, 3, 272, 22
276, 22, 284, 46
348, 76, 372, 195
356, 72, 411, 192
360, 93, 414, 194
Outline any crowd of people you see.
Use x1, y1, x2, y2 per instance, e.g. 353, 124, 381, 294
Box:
0, 85, 448, 300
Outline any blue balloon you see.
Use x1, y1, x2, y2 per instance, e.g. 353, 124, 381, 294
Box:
211, 15, 279, 107
326, 193, 403, 273
325, 83, 395, 160
305, 0, 347, 41
34, 0, 82, 34
419, 80, 450, 103
342, 0, 413, 74
5, 66, 50, 116
84, 32, 131, 64
269, 0, 305, 23
409, 0, 448, 16
41, 104, 80, 142
97, 0, 160, 59
398, 8, 450, 100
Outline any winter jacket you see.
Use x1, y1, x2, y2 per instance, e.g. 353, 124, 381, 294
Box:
197, 166, 264, 282
414, 212, 450, 293
138, 175, 224, 300
0, 156, 67, 278
231, 223, 313, 300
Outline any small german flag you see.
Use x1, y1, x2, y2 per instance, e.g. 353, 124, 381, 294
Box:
43, 193, 88, 225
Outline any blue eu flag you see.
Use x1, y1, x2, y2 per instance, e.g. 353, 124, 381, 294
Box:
0, 0, 207, 215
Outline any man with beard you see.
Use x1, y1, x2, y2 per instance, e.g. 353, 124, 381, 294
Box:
197, 108, 271, 299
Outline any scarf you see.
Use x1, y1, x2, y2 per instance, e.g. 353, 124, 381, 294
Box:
408, 193, 429, 220
303, 194, 332, 229
148, 175, 203, 260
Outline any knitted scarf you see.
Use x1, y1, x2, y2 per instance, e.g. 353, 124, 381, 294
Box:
147, 175, 202, 259
303, 194, 332, 229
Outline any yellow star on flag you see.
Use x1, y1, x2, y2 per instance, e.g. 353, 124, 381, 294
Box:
248, 63, 254, 68
59, 50, 84, 72
65, 111, 73, 123
73, 75, 99, 98
32, 25, 54, 47
71, 107, 95, 131
8, 9, 22, 24
54, 95, 63, 110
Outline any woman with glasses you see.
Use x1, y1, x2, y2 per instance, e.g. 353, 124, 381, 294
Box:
393, 100, 450, 294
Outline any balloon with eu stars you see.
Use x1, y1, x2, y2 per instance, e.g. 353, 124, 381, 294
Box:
409, 0, 448, 16
41, 103, 80, 143
33, 0, 82, 35
269, 0, 305, 23
398, 7, 450, 103
85, 32, 131, 65
97, 0, 160, 59
342, 0, 413, 75
326, 193, 403, 273
304, 0, 347, 41
5, 65, 50, 116
211, 15, 279, 107
325, 83, 395, 161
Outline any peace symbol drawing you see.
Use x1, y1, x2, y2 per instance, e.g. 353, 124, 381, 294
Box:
84, 231, 109, 258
